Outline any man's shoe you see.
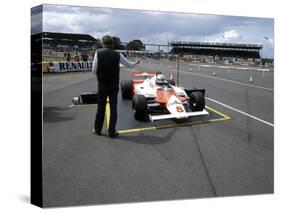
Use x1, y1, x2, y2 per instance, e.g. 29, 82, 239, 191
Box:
109, 131, 119, 138
92, 129, 101, 136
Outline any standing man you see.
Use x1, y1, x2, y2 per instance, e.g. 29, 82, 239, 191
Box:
92, 35, 140, 138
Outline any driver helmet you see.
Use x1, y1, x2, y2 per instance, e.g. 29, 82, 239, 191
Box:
156, 74, 166, 85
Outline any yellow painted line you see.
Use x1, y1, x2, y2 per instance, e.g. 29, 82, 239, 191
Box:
106, 97, 110, 129
117, 105, 231, 134
205, 105, 231, 120
118, 117, 228, 134
118, 126, 158, 134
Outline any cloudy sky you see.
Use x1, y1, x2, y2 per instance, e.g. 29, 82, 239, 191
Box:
31, 4, 274, 58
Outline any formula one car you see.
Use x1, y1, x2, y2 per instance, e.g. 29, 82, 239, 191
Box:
121, 71, 209, 122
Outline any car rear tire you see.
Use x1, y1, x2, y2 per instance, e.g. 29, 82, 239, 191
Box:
132, 95, 148, 121
121, 80, 133, 99
189, 91, 205, 111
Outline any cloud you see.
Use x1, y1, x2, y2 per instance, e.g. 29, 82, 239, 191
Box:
223, 30, 242, 40
41, 4, 274, 58
43, 10, 111, 34
42, 5, 223, 39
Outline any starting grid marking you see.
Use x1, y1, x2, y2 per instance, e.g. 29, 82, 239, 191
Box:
105, 102, 231, 134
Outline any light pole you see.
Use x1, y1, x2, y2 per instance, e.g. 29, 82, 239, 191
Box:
176, 55, 179, 86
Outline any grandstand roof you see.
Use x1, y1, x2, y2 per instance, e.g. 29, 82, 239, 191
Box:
41, 32, 97, 42
170, 41, 262, 50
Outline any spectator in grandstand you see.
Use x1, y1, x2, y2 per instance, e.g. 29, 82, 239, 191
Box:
74, 53, 80, 62
66, 53, 71, 62
92, 35, 140, 138
81, 53, 89, 62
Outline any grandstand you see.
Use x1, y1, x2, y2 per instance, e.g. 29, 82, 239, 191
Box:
42, 32, 99, 53
32, 32, 101, 62
170, 41, 263, 63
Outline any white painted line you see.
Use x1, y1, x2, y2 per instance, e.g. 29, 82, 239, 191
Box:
257, 68, 270, 72
237, 67, 249, 70
175, 70, 273, 92
206, 97, 274, 127
190, 64, 271, 71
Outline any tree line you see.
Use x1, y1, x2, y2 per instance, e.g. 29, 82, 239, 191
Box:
96, 36, 145, 51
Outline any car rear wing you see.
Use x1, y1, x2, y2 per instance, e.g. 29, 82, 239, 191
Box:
184, 88, 206, 97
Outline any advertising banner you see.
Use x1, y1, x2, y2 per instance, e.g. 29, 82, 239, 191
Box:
49, 61, 92, 72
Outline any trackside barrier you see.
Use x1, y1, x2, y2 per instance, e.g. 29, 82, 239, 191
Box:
49, 61, 93, 73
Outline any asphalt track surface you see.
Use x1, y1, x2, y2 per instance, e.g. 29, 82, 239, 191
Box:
43, 59, 273, 207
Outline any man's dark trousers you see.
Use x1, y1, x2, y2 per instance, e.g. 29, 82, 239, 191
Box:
95, 82, 119, 135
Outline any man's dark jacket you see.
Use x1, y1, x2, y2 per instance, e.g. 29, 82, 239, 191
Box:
96, 46, 120, 84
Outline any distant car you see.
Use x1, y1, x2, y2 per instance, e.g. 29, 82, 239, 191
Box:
120, 71, 209, 121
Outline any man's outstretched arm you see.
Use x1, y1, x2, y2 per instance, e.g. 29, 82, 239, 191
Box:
92, 51, 98, 74
120, 53, 140, 68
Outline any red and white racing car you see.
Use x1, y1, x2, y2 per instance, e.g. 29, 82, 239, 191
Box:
121, 71, 209, 122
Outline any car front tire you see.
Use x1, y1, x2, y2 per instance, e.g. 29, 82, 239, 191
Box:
132, 95, 148, 121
